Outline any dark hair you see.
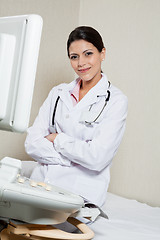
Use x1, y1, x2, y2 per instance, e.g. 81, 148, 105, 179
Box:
67, 26, 105, 57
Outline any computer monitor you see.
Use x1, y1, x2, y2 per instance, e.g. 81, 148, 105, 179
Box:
0, 14, 43, 133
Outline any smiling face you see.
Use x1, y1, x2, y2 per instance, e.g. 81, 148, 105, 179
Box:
69, 40, 106, 87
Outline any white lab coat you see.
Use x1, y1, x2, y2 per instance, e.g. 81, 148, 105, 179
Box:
25, 74, 127, 207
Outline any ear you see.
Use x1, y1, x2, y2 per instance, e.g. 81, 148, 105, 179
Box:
101, 48, 106, 61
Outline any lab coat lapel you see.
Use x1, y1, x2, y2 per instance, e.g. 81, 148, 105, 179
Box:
58, 89, 72, 111
75, 90, 98, 110
74, 74, 109, 111
57, 74, 109, 111
57, 80, 76, 111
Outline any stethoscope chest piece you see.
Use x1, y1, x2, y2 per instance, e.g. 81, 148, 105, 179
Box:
49, 125, 57, 133
79, 110, 100, 127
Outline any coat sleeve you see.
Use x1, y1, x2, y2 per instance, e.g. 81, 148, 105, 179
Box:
25, 89, 71, 167
54, 95, 128, 172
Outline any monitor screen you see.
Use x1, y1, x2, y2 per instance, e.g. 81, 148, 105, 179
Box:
0, 14, 43, 133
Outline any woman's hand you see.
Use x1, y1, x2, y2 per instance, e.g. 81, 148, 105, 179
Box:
45, 133, 58, 143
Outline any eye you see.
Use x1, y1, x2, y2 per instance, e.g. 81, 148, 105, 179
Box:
85, 51, 93, 56
70, 55, 78, 60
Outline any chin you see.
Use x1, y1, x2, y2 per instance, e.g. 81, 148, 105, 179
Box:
81, 77, 92, 82
78, 74, 93, 82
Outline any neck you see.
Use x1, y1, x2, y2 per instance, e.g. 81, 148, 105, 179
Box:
79, 73, 102, 101
81, 73, 102, 91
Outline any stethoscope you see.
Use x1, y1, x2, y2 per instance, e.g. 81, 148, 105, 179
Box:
49, 82, 111, 133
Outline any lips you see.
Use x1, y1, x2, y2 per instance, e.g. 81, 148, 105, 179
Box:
78, 67, 91, 73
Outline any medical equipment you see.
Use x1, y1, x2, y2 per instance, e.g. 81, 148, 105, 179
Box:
49, 82, 111, 133
84, 89, 110, 126
0, 218, 94, 240
0, 157, 95, 239
0, 157, 84, 225
49, 96, 60, 133
0, 14, 42, 132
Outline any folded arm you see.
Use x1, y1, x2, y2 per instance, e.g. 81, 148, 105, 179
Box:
25, 89, 71, 167
53, 96, 128, 172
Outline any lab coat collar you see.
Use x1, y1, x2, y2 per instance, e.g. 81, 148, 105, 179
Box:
89, 73, 109, 96
57, 74, 110, 111
57, 79, 79, 111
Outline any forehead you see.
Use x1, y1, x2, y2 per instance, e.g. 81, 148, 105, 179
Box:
69, 40, 96, 54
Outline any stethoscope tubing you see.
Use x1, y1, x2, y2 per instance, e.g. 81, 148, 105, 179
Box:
51, 82, 111, 129
52, 96, 60, 126
85, 90, 110, 125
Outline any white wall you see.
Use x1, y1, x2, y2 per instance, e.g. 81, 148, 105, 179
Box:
79, 0, 160, 207
0, 0, 80, 160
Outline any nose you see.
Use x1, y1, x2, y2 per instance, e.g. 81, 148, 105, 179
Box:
78, 56, 86, 67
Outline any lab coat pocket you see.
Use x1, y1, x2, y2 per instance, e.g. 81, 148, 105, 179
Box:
74, 176, 107, 206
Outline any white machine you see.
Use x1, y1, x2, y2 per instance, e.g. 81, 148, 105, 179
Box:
0, 158, 95, 239
0, 157, 84, 225
0, 14, 42, 132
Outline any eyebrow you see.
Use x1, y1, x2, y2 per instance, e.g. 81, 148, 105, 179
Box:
69, 49, 93, 56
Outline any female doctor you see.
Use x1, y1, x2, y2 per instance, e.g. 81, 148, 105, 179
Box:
25, 26, 128, 238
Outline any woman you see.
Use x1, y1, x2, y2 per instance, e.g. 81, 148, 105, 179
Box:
25, 26, 127, 237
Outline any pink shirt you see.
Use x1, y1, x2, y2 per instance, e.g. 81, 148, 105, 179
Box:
70, 79, 81, 106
